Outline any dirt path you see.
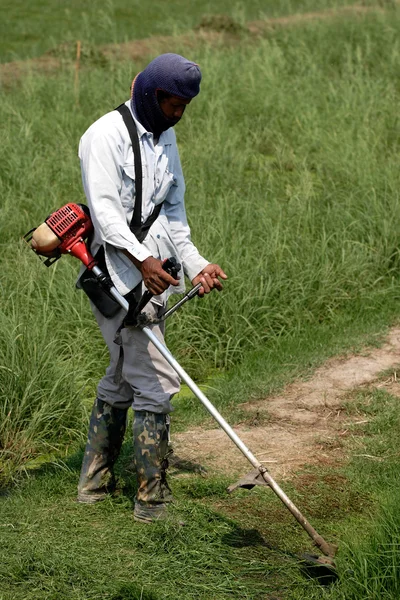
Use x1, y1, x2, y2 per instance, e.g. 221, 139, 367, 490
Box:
172, 327, 400, 480
0, 3, 387, 88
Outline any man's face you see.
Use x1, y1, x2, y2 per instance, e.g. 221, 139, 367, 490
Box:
158, 95, 191, 124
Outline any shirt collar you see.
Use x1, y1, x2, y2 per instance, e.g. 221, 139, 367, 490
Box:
126, 100, 147, 139
126, 100, 172, 146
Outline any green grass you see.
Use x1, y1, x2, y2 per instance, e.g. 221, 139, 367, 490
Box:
2, 3, 400, 597
0, 0, 359, 63
2, 1, 400, 476
287, 387, 400, 599
2, 384, 400, 599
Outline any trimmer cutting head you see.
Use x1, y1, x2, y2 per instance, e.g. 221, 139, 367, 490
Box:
300, 552, 338, 584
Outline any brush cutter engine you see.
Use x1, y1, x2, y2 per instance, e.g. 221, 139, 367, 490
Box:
24, 202, 184, 325
24, 203, 95, 268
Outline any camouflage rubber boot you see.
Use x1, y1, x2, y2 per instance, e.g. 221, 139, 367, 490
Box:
77, 398, 127, 504
132, 410, 174, 523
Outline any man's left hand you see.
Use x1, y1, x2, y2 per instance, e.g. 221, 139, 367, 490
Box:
192, 264, 228, 297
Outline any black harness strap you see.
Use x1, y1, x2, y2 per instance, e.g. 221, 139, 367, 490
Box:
80, 104, 165, 330
115, 104, 163, 243
113, 104, 165, 383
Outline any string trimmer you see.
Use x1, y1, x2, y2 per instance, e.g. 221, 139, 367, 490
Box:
25, 203, 338, 571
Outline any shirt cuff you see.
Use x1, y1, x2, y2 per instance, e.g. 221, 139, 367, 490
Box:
184, 257, 210, 282
123, 241, 152, 263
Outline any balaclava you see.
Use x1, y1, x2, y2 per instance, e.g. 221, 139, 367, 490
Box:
131, 53, 202, 138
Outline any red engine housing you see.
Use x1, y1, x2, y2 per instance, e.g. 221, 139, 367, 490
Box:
46, 203, 95, 268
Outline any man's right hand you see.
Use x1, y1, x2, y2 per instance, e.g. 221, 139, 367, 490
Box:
139, 256, 180, 295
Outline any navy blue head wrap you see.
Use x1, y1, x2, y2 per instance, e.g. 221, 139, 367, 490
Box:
131, 53, 202, 138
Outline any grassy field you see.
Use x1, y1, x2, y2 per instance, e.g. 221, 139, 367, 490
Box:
2, 1, 400, 598
0, 0, 359, 63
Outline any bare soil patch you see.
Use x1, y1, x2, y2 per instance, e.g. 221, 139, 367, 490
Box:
172, 327, 400, 481
247, 4, 383, 35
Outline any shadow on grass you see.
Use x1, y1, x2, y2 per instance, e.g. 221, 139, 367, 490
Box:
0, 446, 85, 496
299, 554, 339, 586
223, 522, 339, 586
0, 437, 217, 507
111, 583, 160, 600
222, 524, 271, 548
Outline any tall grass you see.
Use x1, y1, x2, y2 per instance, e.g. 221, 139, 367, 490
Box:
290, 387, 400, 599
169, 11, 400, 372
290, 493, 400, 599
2, 9, 400, 476
0, 0, 359, 63
0, 252, 95, 481
342, 495, 400, 599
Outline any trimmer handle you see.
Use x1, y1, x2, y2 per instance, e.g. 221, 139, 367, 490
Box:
124, 257, 181, 327
162, 257, 181, 280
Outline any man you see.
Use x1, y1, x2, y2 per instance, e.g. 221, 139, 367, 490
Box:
76, 53, 227, 523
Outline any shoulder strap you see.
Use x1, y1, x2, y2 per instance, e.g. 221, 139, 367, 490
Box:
115, 103, 164, 243
115, 103, 142, 232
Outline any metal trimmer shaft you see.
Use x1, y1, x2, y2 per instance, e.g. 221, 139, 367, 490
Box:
93, 265, 337, 560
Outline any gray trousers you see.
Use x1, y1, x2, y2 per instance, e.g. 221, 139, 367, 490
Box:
91, 300, 180, 414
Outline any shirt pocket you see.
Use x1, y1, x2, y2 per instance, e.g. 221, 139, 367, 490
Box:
121, 164, 137, 210
154, 166, 176, 204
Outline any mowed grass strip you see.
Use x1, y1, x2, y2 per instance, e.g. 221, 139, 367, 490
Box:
2, 383, 400, 599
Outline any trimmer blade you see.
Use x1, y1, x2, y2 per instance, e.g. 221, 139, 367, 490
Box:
300, 553, 338, 584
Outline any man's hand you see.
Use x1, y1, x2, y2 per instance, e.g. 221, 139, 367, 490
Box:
122, 250, 180, 295
138, 256, 180, 295
191, 264, 228, 297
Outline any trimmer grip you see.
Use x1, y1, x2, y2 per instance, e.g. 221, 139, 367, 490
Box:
124, 257, 181, 327
162, 257, 181, 280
